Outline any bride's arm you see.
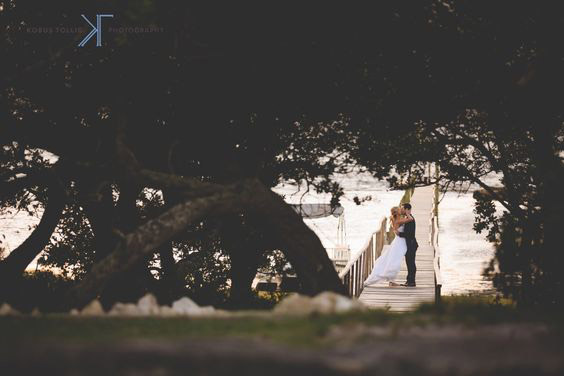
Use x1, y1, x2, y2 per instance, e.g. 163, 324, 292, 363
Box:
396, 215, 414, 225
391, 219, 398, 234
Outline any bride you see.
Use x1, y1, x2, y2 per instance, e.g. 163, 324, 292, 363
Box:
363, 206, 414, 287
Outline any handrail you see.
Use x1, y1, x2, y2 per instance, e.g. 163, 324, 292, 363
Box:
339, 216, 387, 297
430, 184, 442, 303
340, 183, 442, 301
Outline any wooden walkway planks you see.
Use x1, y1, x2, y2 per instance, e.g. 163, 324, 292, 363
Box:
358, 186, 436, 312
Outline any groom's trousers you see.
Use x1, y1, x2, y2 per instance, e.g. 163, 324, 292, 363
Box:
405, 240, 418, 285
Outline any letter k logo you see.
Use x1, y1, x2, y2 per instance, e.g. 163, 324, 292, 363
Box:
78, 14, 114, 47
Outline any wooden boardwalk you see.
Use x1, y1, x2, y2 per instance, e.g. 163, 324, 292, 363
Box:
358, 186, 436, 312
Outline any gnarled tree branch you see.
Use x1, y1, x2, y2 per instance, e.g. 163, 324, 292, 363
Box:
69, 177, 345, 307
0, 174, 66, 288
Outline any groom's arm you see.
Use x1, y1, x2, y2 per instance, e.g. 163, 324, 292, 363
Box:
404, 221, 415, 239
398, 221, 415, 239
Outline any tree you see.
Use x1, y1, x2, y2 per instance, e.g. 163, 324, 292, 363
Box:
351, 1, 564, 306
3, 1, 560, 309
5, 1, 417, 306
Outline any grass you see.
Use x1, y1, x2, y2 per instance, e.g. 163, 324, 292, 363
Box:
416, 295, 564, 329
0, 310, 400, 348
1, 296, 562, 348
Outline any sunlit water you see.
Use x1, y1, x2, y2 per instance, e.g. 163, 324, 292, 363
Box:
1, 174, 499, 295
0, 210, 44, 270
438, 191, 497, 295
275, 174, 498, 295
274, 172, 403, 259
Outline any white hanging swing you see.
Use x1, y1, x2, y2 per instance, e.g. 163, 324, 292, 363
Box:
290, 203, 351, 271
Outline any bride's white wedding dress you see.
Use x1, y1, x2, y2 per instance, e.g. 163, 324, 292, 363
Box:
363, 224, 407, 286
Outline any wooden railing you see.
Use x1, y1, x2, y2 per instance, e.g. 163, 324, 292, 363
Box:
339, 217, 387, 297
430, 184, 442, 303
326, 246, 351, 262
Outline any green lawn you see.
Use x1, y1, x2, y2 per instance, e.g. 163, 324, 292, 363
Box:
2, 296, 562, 348
0, 311, 397, 348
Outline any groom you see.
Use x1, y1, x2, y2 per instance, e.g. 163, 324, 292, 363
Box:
397, 203, 418, 287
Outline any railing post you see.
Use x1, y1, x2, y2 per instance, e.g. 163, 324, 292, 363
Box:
431, 190, 442, 305
434, 164, 440, 224
372, 233, 376, 263
356, 262, 360, 297
337, 215, 393, 298
350, 265, 353, 297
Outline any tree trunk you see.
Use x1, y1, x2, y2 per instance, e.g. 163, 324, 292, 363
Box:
156, 241, 181, 304
79, 182, 119, 263
248, 188, 345, 296
220, 215, 266, 308
529, 120, 564, 306
0, 178, 66, 299
69, 178, 344, 308
228, 250, 262, 306
99, 183, 155, 306
156, 190, 184, 304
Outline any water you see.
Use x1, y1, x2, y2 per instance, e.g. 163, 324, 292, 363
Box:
276, 174, 499, 296
1, 174, 499, 295
438, 191, 497, 295
274, 172, 403, 259
0, 210, 44, 270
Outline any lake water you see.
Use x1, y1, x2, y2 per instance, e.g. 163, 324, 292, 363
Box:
273, 173, 404, 258
1, 174, 497, 295
0, 209, 44, 270
437, 191, 497, 295
275, 174, 497, 295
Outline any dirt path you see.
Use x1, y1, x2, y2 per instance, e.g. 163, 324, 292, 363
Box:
3, 323, 563, 375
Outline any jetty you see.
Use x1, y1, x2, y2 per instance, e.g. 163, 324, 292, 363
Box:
339, 185, 441, 312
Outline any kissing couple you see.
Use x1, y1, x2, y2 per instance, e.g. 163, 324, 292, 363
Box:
363, 203, 419, 288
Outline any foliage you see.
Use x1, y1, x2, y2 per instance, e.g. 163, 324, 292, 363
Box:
349, 2, 564, 307
40, 202, 96, 280
4, 270, 77, 313
256, 249, 295, 281
1, 1, 563, 308
416, 295, 518, 324
173, 234, 231, 307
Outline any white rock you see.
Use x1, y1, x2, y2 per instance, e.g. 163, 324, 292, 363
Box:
312, 291, 365, 314
170, 297, 216, 316
81, 300, 105, 316
274, 292, 366, 315
70, 308, 80, 316
31, 308, 41, 317
108, 302, 142, 316
171, 297, 200, 314
273, 294, 314, 315
137, 293, 160, 315
0, 303, 19, 316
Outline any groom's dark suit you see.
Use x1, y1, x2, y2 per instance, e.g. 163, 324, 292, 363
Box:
398, 215, 418, 285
